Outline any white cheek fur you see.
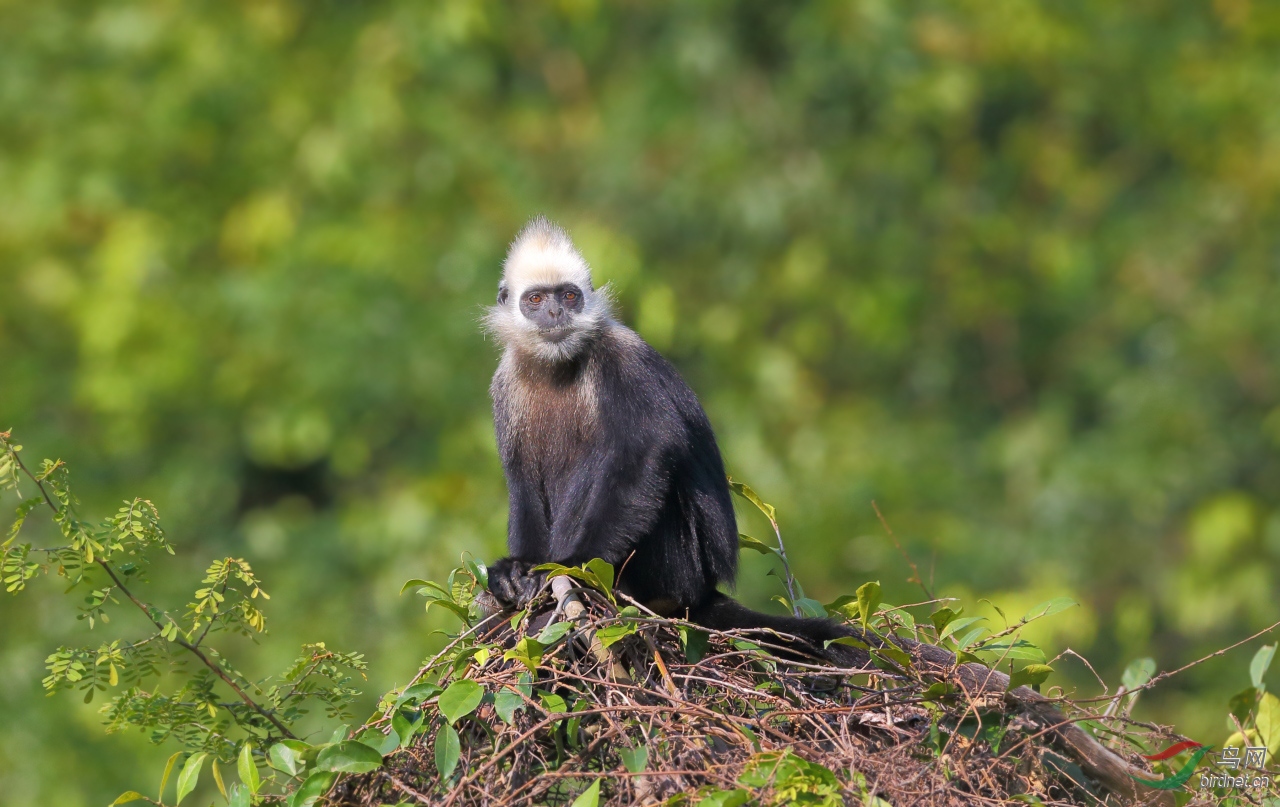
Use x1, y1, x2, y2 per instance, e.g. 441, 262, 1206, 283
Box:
484, 286, 613, 362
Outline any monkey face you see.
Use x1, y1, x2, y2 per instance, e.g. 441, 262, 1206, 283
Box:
485, 218, 612, 362
516, 283, 586, 340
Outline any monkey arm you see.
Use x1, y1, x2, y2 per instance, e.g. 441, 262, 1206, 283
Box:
503, 464, 550, 560
488, 443, 671, 606
487, 444, 664, 607
489, 414, 555, 607
486, 481, 553, 608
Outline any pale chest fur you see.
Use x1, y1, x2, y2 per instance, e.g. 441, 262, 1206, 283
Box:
492, 349, 599, 473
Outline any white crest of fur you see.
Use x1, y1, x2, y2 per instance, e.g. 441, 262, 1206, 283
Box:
485, 217, 613, 363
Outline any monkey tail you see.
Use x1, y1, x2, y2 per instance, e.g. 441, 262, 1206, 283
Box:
684, 592, 1173, 805
685, 592, 874, 667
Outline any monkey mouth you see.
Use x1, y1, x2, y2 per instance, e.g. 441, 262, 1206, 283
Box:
539, 327, 574, 343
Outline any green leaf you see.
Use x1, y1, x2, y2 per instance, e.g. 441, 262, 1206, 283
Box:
1252, 644, 1276, 690
1121, 657, 1156, 691
536, 562, 616, 602
886, 607, 916, 633
539, 691, 568, 714
696, 789, 751, 807
535, 620, 574, 645
288, 771, 336, 807
921, 682, 954, 701
930, 607, 961, 633
679, 626, 709, 663
394, 681, 443, 709
737, 533, 776, 555
109, 792, 146, 805
532, 562, 572, 577
464, 558, 489, 589
728, 480, 776, 523
158, 751, 182, 801
938, 616, 985, 643
596, 620, 638, 648
1007, 664, 1054, 691
503, 637, 545, 674
237, 743, 261, 795
175, 752, 206, 806
584, 558, 615, 597
434, 724, 461, 779
357, 728, 401, 757
1020, 597, 1078, 622
874, 643, 912, 670
228, 783, 250, 807
392, 708, 426, 748
569, 779, 601, 807
620, 744, 648, 773
977, 722, 1008, 753
211, 759, 227, 799
977, 639, 1046, 663
793, 597, 826, 619
1258, 692, 1280, 757
954, 625, 989, 650
399, 578, 434, 595
823, 594, 858, 618
268, 740, 312, 777
315, 741, 384, 774
423, 597, 471, 622
438, 679, 484, 724
495, 687, 525, 724
1229, 687, 1258, 724
855, 581, 881, 627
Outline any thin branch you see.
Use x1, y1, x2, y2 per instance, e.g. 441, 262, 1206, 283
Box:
1072, 617, 1280, 704
872, 500, 932, 600
5, 442, 296, 739
766, 514, 803, 617
94, 550, 297, 738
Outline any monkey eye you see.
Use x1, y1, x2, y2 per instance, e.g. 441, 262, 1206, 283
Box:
564, 291, 576, 301
529, 293, 543, 304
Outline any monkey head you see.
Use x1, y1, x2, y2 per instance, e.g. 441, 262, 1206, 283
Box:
486, 217, 613, 362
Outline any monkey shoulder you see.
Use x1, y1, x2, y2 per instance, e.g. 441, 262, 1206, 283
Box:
595, 324, 716, 449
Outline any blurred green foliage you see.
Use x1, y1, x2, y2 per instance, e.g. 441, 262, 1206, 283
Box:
3, 1, 1280, 803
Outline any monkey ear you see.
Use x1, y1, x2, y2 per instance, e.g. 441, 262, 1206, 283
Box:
497, 282, 509, 305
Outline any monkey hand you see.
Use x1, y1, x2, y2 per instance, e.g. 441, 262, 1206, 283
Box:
487, 557, 547, 609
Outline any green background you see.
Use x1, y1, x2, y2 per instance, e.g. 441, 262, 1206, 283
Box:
3, 1, 1280, 803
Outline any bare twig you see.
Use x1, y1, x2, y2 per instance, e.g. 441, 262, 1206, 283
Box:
872, 500, 933, 599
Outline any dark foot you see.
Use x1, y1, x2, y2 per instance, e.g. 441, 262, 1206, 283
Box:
487, 557, 547, 609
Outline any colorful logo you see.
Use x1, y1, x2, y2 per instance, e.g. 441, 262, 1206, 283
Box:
1129, 741, 1211, 790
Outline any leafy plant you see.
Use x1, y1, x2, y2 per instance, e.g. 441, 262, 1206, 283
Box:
1, 432, 369, 805
1224, 644, 1280, 764
8, 435, 1275, 805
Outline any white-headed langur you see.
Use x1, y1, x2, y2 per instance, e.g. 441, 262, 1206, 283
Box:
479, 217, 1182, 801
483, 217, 861, 664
